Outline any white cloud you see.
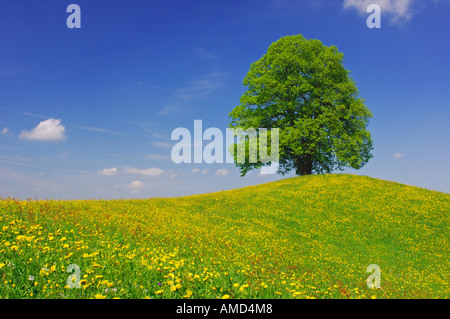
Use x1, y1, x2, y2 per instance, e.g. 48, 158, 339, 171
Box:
216, 168, 229, 176
393, 152, 405, 159
191, 168, 200, 173
127, 180, 145, 189
1, 127, 11, 136
19, 118, 67, 141
202, 168, 209, 175
343, 0, 414, 23
98, 167, 118, 176
124, 167, 164, 176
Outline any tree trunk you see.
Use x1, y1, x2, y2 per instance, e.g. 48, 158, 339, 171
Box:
294, 156, 313, 176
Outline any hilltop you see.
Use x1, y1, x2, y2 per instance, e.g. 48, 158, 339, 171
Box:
0, 174, 448, 298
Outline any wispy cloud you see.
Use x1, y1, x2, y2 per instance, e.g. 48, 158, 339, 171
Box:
0, 154, 32, 167
19, 118, 67, 141
151, 141, 174, 148
169, 172, 177, 179
21, 111, 49, 119
157, 103, 189, 116
146, 154, 171, 161
73, 125, 121, 135
155, 69, 227, 116
393, 152, 405, 159
193, 48, 218, 61
172, 70, 225, 100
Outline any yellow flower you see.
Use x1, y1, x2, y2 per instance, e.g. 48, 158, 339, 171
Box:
62, 244, 69, 249
95, 294, 106, 299
222, 294, 230, 299
0, 263, 5, 269
233, 283, 240, 288
155, 290, 164, 294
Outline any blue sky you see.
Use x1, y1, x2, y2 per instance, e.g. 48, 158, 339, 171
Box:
0, 0, 449, 199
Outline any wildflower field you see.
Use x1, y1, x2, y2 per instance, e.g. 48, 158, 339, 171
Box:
0, 174, 448, 299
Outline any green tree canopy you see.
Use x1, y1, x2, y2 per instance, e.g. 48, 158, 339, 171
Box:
229, 34, 374, 176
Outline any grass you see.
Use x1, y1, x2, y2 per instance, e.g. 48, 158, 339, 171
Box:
0, 174, 448, 299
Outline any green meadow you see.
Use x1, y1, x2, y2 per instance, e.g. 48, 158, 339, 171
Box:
0, 174, 448, 299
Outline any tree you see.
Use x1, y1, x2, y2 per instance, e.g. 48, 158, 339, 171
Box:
228, 34, 374, 176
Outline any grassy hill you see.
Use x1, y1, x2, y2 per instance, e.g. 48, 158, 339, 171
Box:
0, 174, 448, 299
